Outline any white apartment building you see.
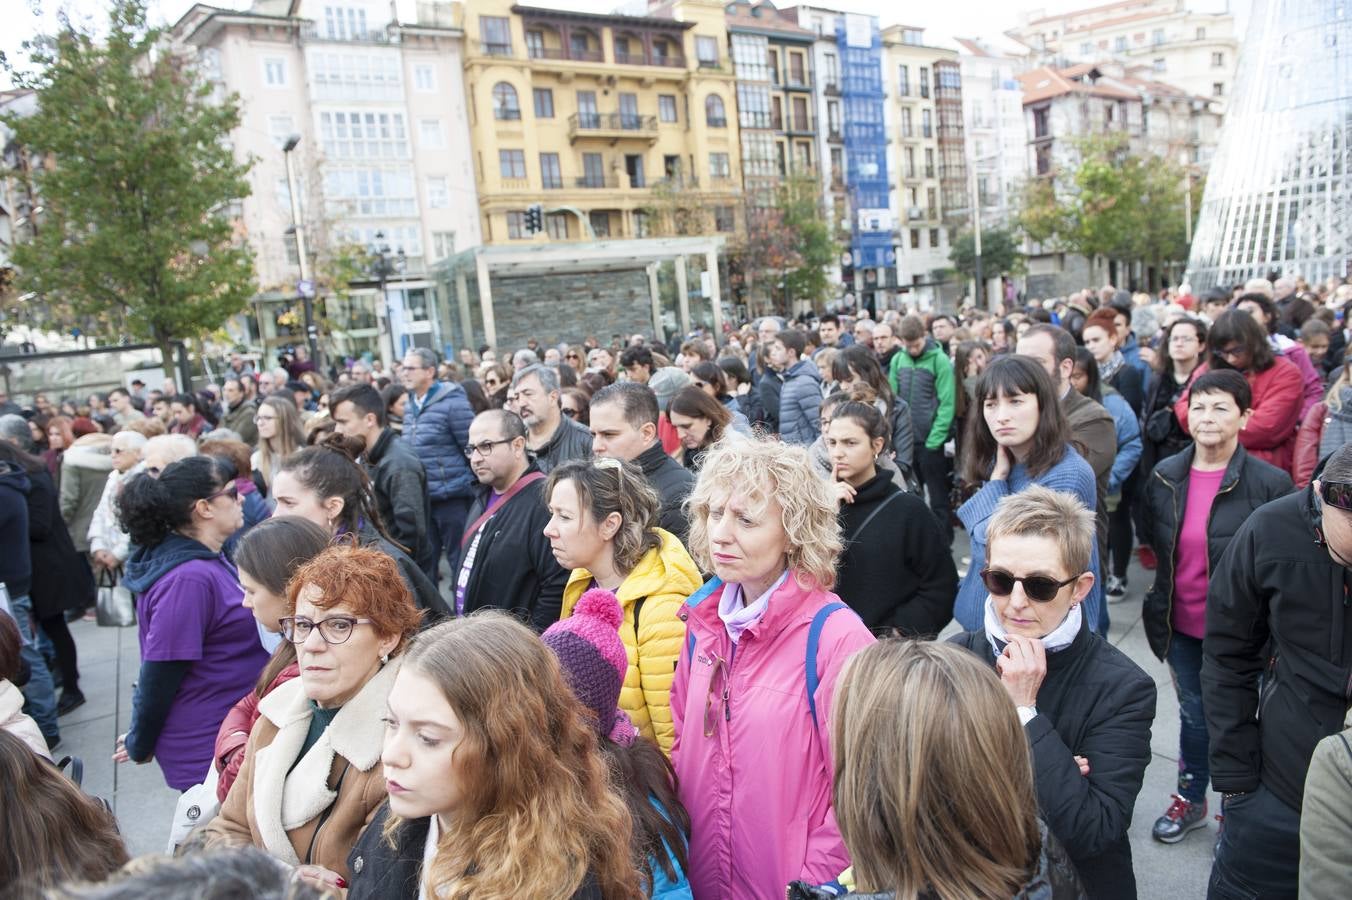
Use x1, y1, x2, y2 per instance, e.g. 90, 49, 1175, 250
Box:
1006, 0, 1238, 114
955, 39, 1028, 231
171, 0, 481, 363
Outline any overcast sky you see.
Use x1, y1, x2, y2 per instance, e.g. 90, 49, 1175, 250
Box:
3, 0, 1250, 86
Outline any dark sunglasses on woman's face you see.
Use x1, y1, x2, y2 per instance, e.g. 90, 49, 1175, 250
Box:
980, 568, 1078, 603
561, 407, 578, 418
204, 484, 240, 503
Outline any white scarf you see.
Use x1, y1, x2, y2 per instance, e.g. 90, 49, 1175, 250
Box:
983, 595, 1082, 657
718, 570, 789, 643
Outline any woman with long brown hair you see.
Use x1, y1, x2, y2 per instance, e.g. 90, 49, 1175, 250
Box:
0, 729, 130, 894
347, 610, 641, 900
788, 640, 1083, 900
666, 386, 733, 473
250, 396, 305, 502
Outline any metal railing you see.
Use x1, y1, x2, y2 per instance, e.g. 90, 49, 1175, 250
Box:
568, 112, 658, 134
481, 41, 513, 56
575, 175, 620, 188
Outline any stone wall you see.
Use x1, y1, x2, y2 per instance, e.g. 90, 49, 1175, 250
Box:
490, 267, 657, 349
1026, 252, 1095, 300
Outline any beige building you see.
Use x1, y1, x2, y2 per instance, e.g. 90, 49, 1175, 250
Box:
459, 0, 742, 244
1007, 0, 1238, 114
881, 25, 960, 307
171, 0, 481, 363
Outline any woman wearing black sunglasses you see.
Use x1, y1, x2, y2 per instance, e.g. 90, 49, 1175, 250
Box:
115, 456, 271, 791
949, 485, 1155, 900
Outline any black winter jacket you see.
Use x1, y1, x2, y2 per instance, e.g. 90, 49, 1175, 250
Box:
1141, 445, 1292, 660
366, 428, 438, 583
532, 415, 593, 474
347, 803, 604, 900
635, 440, 694, 543
26, 466, 95, 618
0, 465, 31, 600
454, 465, 567, 632
835, 471, 956, 637
1202, 486, 1352, 812
786, 822, 1085, 900
950, 622, 1155, 900
1140, 371, 1194, 480
757, 368, 783, 433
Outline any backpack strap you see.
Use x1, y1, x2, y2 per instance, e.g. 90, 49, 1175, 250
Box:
806, 602, 848, 730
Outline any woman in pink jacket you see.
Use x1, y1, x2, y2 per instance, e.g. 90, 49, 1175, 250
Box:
671, 436, 875, 900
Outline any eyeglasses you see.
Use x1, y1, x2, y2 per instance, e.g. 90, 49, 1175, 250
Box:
566, 353, 582, 361
203, 484, 240, 503
704, 655, 730, 737
254, 414, 277, 423
484, 378, 501, 387
980, 568, 1079, 603
1215, 344, 1246, 360
465, 438, 512, 459
561, 407, 578, 419
279, 615, 373, 645
1321, 480, 1352, 513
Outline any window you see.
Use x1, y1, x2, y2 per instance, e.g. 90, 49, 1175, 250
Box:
570, 31, 593, 58
427, 176, 449, 209
731, 33, 771, 82
310, 52, 402, 101
709, 152, 730, 178
793, 141, 812, 171
323, 6, 368, 40
788, 52, 806, 85
827, 101, 840, 136
1196, 26, 1206, 39
576, 91, 599, 128
1080, 42, 1093, 56
927, 187, 937, 212
499, 149, 526, 179
492, 82, 521, 121
791, 97, 809, 131
919, 67, 929, 98
1153, 58, 1166, 73
533, 87, 554, 118
696, 35, 719, 67
419, 118, 445, 149
714, 205, 734, 232
414, 65, 436, 92
910, 229, 920, 249
581, 153, 605, 187
905, 147, 915, 177
540, 152, 562, 189
921, 109, 932, 138
268, 115, 295, 148
319, 111, 409, 160
1212, 52, 1225, 67
901, 108, 913, 137
706, 94, 728, 127
929, 228, 940, 247
432, 231, 455, 260
481, 16, 511, 55
924, 148, 934, 178
263, 57, 287, 87
507, 211, 527, 239
546, 213, 569, 239
633, 211, 649, 238
1151, 28, 1164, 45
768, 48, 780, 83
1033, 106, 1050, 139
823, 52, 838, 89
589, 210, 610, 238
1114, 36, 1127, 51
322, 166, 416, 217
1213, 82, 1224, 96
898, 65, 909, 96
658, 95, 678, 123
619, 93, 640, 129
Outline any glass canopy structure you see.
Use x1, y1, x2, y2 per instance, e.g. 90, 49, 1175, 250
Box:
1184, 0, 1351, 290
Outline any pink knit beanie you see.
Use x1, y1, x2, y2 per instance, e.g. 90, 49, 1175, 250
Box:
541, 588, 637, 746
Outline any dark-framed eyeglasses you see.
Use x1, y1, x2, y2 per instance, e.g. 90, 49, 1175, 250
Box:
279, 615, 373, 645
203, 484, 239, 503
561, 407, 579, 419
465, 438, 512, 459
1321, 480, 1352, 513
980, 568, 1079, 603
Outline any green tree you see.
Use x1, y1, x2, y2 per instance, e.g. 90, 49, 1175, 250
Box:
777, 174, 837, 308
949, 227, 1026, 280
3, 0, 255, 379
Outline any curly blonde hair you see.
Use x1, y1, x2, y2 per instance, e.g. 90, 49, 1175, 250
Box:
386, 612, 641, 900
685, 435, 842, 590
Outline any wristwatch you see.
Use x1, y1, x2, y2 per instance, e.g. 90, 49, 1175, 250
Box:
1016, 705, 1038, 726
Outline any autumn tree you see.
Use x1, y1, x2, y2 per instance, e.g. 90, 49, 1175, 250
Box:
949, 227, 1026, 281
2, 0, 255, 379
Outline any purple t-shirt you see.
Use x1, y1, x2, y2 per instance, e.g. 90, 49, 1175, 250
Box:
136, 556, 270, 789
1172, 467, 1227, 640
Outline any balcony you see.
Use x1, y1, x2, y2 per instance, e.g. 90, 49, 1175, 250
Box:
615, 50, 687, 68
824, 79, 840, 96
828, 127, 842, 142
784, 76, 814, 91
657, 175, 700, 189
786, 116, 816, 135
481, 41, 513, 56
575, 175, 621, 189
528, 46, 568, 60
907, 206, 925, 220
568, 112, 659, 144
707, 116, 728, 128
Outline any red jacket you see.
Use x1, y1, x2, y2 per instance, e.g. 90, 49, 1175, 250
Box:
213, 662, 299, 803
1174, 358, 1304, 475
1294, 402, 1327, 488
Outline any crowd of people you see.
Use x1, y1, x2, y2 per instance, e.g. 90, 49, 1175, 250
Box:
2, 271, 1352, 899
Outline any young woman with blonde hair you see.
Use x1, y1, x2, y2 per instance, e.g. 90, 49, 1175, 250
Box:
788, 640, 1083, 900
346, 611, 641, 900
250, 396, 305, 502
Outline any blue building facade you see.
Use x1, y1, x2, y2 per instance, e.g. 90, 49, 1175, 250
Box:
837, 14, 892, 310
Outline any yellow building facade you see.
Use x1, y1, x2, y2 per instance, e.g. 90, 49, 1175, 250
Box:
460, 0, 742, 244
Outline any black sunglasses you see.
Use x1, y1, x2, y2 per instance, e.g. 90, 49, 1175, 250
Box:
980, 568, 1079, 603
1321, 480, 1352, 513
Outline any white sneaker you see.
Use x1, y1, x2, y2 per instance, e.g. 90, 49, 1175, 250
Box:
1106, 575, 1128, 601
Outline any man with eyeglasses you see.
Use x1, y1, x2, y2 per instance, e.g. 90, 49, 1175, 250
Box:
400, 347, 476, 582
330, 382, 437, 584
950, 486, 1154, 900
1203, 443, 1352, 899
453, 410, 566, 632
511, 364, 592, 474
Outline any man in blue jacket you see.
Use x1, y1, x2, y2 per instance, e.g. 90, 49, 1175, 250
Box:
771, 330, 822, 445
400, 348, 475, 585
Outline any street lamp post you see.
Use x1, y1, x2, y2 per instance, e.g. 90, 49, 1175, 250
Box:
282, 134, 320, 367
370, 231, 407, 365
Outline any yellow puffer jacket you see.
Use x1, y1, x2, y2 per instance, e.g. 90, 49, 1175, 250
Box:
560, 528, 701, 756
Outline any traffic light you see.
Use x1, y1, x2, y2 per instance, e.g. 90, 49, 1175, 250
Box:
525, 204, 543, 235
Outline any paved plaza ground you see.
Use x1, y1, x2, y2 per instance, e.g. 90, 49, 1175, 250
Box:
57, 533, 1217, 896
